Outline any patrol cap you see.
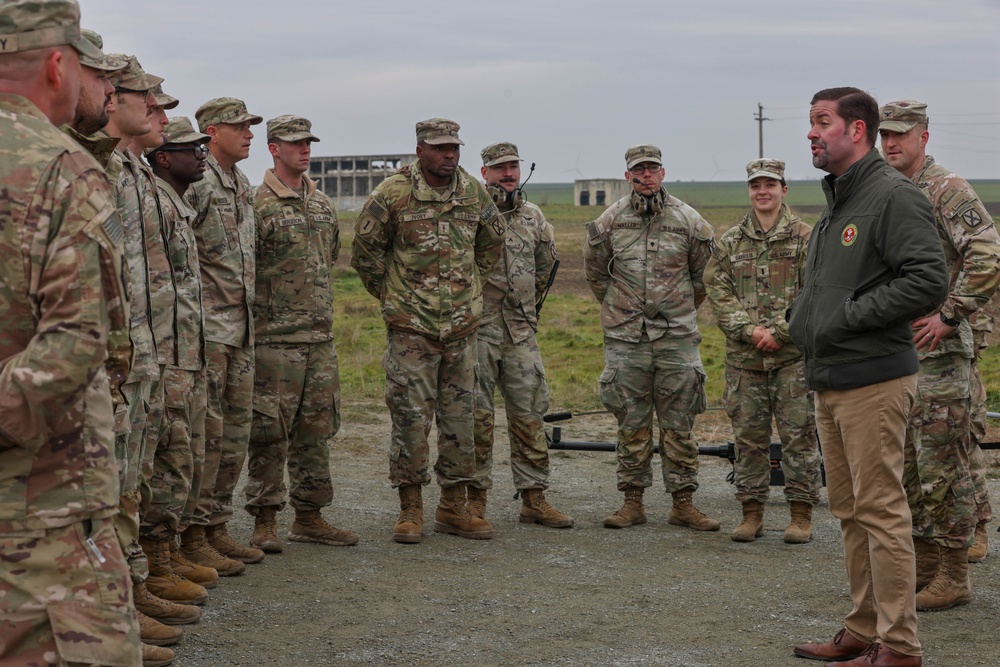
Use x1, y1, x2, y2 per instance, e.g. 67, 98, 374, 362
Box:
746, 158, 785, 183
144, 116, 210, 157
79, 28, 126, 72
625, 144, 663, 170
481, 142, 521, 167
196, 97, 263, 132
0, 0, 102, 61
267, 114, 320, 143
151, 83, 179, 110
879, 100, 928, 133
109, 55, 163, 92
416, 117, 464, 146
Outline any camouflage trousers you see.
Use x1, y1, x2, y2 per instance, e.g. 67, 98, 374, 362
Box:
245, 341, 340, 513
139, 369, 167, 518
600, 332, 707, 492
142, 366, 207, 539
113, 379, 151, 584
196, 340, 254, 527
903, 352, 976, 549
0, 515, 141, 667
970, 355, 992, 525
724, 363, 822, 505
472, 320, 552, 491
383, 329, 476, 489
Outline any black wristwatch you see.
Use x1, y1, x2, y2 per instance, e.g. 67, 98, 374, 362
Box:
940, 312, 960, 327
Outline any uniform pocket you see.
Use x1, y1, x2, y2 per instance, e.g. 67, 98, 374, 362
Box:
599, 367, 625, 414
48, 600, 140, 667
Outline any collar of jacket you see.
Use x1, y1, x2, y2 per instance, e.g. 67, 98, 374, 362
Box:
821, 146, 884, 207
262, 167, 316, 201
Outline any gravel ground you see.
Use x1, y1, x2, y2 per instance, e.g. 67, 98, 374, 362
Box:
173, 403, 1000, 667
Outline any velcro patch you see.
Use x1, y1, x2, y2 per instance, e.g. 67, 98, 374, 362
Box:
103, 214, 124, 245
961, 207, 983, 228
367, 200, 388, 223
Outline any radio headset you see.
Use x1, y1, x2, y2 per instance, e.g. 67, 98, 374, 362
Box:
630, 177, 665, 216
489, 162, 536, 209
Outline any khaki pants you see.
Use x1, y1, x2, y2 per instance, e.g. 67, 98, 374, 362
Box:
816, 375, 920, 657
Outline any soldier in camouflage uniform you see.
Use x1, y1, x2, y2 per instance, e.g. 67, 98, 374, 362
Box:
584, 144, 719, 531
245, 115, 358, 552
968, 307, 993, 561
880, 100, 1000, 611
182, 97, 265, 572
471, 142, 573, 529
352, 118, 505, 544
705, 159, 821, 544
0, 2, 141, 664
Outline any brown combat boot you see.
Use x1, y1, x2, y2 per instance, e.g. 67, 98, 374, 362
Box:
668, 490, 721, 531
168, 540, 218, 589
603, 486, 647, 529
180, 525, 245, 577
467, 486, 488, 521
434, 484, 494, 539
968, 520, 989, 563
916, 546, 971, 611
393, 485, 423, 544
913, 537, 939, 592
132, 581, 201, 626
137, 611, 182, 647
520, 488, 574, 528
142, 642, 174, 667
289, 510, 360, 546
784, 501, 814, 544
139, 536, 209, 605
250, 506, 283, 553
731, 500, 764, 542
207, 523, 265, 563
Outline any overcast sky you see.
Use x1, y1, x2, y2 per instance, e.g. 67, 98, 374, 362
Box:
86, 0, 1000, 185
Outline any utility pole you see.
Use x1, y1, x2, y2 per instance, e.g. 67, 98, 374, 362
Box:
754, 102, 771, 158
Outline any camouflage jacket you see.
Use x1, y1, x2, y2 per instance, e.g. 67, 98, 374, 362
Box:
253, 170, 339, 343
156, 177, 205, 372
62, 125, 119, 170
584, 189, 715, 342
482, 200, 557, 344
705, 205, 811, 371
112, 148, 159, 382
913, 155, 1000, 360
186, 154, 256, 347
351, 161, 504, 341
0, 94, 128, 531
136, 157, 176, 367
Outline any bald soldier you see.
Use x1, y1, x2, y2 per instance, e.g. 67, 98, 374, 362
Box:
0, 1, 140, 664
352, 118, 505, 543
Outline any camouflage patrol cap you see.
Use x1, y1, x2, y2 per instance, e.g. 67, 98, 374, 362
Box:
151, 83, 179, 110
416, 117, 464, 146
144, 116, 210, 157
109, 55, 163, 92
879, 100, 928, 133
0, 0, 102, 61
625, 144, 663, 170
79, 28, 126, 72
746, 158, 785, 183
267, 114, 320, 142
196, 97, 263, 131
481, 142, 521, 167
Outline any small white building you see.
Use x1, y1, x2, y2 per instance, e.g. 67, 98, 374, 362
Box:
573, 178, 631, 207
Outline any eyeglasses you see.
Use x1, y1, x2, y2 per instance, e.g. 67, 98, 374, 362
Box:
157, 144, 209, 157
629, 163, 662, 176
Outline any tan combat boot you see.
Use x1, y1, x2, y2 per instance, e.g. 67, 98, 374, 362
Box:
142, 642, 174, 667
393, 485, 423, 544
289, 510, 360, 546
250, 506, 283, 553
784, 501, 814, 544
520, 488, 574, 528
669, 490, 721, 531
139, 536, 209, 605
603, 487, 647, 529
916, 546, 971, 611
968, 520, 989, 563
467, 486, 488, 521
731, 500, 764, 542
168, 540, 218, 589
180, 525, 245, 577
132, 581, 201, 625
207, 523, 265, 563
137, 611, 182, 647
434, 484, 494, 539
913, 536, 940, 592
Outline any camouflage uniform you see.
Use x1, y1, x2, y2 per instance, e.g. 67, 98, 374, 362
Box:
969, 308, 993, 526
0, 7, 139, 660
705, 202, 821, 505
584, 161, 714, 493
352, 139, 504, 489
245, 166, 341, 513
